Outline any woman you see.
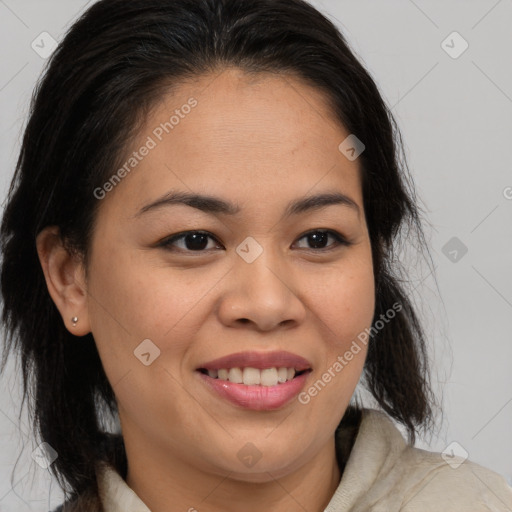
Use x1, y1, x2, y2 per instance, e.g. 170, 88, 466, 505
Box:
1, 0, 511, 510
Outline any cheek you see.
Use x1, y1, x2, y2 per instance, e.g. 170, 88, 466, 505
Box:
339, 269, 375, 343
87, 247, 218, 340
85, 249, 205, 425
304, 258, 375, 348
297, 270, 374, 420
302, 254, 374, 398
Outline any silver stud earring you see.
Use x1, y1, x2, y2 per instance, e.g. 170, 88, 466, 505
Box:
71, 317, 78, 327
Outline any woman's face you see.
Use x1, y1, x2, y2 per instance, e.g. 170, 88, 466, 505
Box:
84, 67, 375, 480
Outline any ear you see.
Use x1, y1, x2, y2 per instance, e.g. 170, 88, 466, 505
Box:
36, 226, 91, 336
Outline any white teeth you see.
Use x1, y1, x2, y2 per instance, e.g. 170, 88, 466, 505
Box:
243, 367, 261, 385
277, 367, 288, 383
260, 368, 278, 386
228, 367, 243, 384
206, 366, 302, 386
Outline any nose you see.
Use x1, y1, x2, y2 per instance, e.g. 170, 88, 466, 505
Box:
216, 245, 307, 332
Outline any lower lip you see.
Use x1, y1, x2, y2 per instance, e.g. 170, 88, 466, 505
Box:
197, 371, 310, 411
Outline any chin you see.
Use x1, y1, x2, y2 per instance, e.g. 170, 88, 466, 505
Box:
223, 465, 297, 484
205, 449, 305, 483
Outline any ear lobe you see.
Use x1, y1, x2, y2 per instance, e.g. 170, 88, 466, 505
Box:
36, 226, 91, 336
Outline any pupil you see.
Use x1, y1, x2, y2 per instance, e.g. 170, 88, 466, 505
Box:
309, 232, 327, 249
186, 233, 208, 250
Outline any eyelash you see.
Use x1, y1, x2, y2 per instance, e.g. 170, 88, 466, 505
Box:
158, 229, 352, 254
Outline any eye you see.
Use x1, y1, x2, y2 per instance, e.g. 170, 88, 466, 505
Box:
293, 229, 351, 251
159, 231, 222, 252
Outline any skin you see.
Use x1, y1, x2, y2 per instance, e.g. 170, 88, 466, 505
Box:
37, 67, 375, 512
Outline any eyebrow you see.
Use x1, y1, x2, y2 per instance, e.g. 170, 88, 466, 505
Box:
135, 190, 360, 219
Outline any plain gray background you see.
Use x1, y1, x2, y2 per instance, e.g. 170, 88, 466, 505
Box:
0, 0, 511, 510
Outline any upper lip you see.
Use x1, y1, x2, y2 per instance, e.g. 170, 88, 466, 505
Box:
197, 351, 312, 371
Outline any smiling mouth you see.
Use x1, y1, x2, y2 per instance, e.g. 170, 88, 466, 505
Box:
197, 367, 311, 387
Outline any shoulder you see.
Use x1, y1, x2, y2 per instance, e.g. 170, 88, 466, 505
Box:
397, 445, 512, 510
338, 409, 512, 510
50, 488, 102, 512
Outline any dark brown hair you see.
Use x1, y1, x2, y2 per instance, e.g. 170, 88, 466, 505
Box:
1, 0, 437, 507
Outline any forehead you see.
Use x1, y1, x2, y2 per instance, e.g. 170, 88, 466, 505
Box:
100, 67, 363, 217
151, 67, 345, 154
